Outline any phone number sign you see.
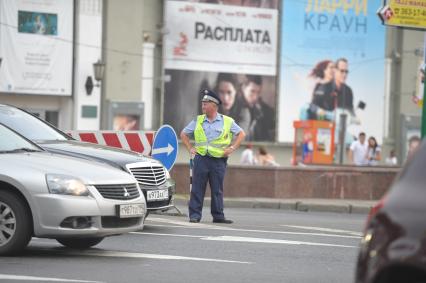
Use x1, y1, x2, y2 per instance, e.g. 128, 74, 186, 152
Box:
378, 0, 426, 30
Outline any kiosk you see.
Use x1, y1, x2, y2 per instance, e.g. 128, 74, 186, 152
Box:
293, 120, 335, 165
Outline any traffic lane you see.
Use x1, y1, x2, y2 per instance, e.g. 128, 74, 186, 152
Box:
138, 211, 361, 282
139, 218, 361, 248
168, 204, 367, 233
145, 206, 365, 243
2, 238, 253, 283
0, 209, 364, 283
131, 226, 359, 279
140, 214, 360, 283
3, 231, 358, 283
146, 212, 363, 237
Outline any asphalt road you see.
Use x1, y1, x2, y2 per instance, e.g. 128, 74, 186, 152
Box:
0, 206, 366, 283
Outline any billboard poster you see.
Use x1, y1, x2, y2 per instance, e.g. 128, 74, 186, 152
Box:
163, 0, 278, 141
106, 101, 144, 131
0, 0, 73, 95
377, 0, 426, 30
113, 114, 141, 131
279, 0, 386, 144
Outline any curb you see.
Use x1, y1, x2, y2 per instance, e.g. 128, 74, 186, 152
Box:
171, 195, 374, 215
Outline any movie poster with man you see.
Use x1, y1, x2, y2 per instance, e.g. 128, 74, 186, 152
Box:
278, 0, 386, 144
163, 0, 278, 141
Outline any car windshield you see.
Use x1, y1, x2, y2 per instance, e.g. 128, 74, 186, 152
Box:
0, 105, 68, 141
0, 124, 42, 153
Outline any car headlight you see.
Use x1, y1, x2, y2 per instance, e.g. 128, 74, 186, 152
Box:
46, 174, 89, 196
163, 168, 175, 190
164, 168, 171, 179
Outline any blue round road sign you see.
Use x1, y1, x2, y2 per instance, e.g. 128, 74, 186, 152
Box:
152, 125, 178, 170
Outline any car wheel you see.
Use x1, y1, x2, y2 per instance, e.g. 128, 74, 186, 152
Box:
0, 191, 32, 255
56, 237, 104, 249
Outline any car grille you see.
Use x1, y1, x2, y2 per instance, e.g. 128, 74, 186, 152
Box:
101, 216, 141, 228
94, 184, 140, 200
128, 165, 166, 186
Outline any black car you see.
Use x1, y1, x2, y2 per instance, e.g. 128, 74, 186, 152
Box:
355, 141, 426, 283
0, 104, 175, 214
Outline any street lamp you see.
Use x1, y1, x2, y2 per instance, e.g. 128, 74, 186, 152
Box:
0, 57, 2, 69
93, 59, 105, 82
85, 59, 105, 95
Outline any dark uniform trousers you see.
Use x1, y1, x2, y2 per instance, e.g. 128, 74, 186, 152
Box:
189, 154, 227, 221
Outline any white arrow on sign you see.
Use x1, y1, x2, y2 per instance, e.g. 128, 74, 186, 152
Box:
152, 143, 174, 156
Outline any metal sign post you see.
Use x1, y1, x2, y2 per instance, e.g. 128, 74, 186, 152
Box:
189, 157, 193, 193
152, 125, 182, 215
421, 34, 426, 138
338, 113, 348, 164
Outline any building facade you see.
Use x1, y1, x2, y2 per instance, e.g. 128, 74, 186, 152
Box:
0, 0, 424, 166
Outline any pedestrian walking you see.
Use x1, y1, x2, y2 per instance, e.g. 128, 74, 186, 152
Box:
180, 89, 246, 224
366, 136, 381, 166
348, 132, 368, 166
256, 146, 279, 166
406, 135, 421, 162
240, 143, 256, 165
385, 149, 398, 166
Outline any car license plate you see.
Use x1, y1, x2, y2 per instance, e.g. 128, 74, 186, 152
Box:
117, 204, 145, 218
147, 189, 169, 201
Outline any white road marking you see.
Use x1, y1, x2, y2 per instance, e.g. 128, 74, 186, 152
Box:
145, 219, 361, 239
0, 274, 103, 283
34, 248, 251, 264
131, 232, 201, 238
134, 232, 357, 249
280, 225, 362, 236
147, 217, 219, 228
201, 236, 357, 248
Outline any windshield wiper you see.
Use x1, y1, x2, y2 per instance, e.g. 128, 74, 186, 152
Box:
0, 148, 41, 153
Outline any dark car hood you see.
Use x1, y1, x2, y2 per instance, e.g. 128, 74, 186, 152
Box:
36, 140, 161, 170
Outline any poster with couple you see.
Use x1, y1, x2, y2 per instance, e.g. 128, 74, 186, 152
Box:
163, 0, 278, 141
278, 0, 386, 144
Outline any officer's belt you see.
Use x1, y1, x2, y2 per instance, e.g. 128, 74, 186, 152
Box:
195, 142, 228, 149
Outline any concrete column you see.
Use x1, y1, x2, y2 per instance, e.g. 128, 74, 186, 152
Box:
73, 0, 103, 130
141, 42, 155, 130
383, 58, 392, 139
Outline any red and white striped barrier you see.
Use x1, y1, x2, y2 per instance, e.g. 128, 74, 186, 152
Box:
67, 131, 156, 156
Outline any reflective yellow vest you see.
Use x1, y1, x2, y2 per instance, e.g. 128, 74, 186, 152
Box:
194, 114, 233, 158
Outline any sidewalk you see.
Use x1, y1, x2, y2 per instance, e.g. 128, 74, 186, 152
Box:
170, 194, 377, 215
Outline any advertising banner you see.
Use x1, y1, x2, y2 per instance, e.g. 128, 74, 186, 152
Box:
164, 69, 277, 141
378, 0, 426, 30
164, 0, 278, 141
0, 0, 73, 95
279, 0, 386, 144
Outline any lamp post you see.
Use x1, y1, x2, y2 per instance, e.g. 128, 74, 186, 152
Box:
85, 60, 105, 95
93, 59, 105, 83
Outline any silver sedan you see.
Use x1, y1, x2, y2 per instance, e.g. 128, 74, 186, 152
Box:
0, 124, 146, 255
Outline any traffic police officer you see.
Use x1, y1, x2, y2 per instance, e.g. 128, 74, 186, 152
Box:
181, 89, 246, 223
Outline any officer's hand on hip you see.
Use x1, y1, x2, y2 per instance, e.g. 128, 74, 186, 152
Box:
190, 147, 197, 157
223, 146, 235, 157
